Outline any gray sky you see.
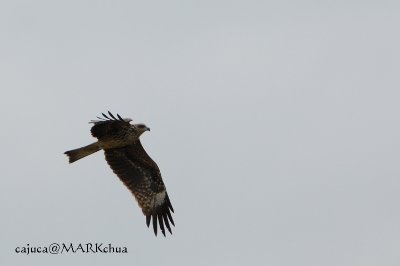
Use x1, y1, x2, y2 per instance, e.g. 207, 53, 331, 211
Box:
1, 1, 400, 265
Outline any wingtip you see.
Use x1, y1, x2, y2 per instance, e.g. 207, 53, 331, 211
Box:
158, 213, 166, 237
108, 111, 117, 120
146, 215, 151, 227
117, 113, 124, 121
146, 211, 174, 236
152, 214, 158, 236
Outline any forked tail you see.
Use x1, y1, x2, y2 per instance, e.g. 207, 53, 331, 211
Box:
64, 142, 101, 163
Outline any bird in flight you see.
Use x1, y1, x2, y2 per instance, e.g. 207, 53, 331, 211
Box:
64, 111, 174, 236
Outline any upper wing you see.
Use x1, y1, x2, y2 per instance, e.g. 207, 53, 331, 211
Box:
103, 141, 175, 236
90, 111, 132, 141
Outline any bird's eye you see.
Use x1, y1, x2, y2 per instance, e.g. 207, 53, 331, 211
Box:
138, 125, 146, 128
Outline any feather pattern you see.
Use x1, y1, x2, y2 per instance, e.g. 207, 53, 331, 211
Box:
104, 141, 175, 236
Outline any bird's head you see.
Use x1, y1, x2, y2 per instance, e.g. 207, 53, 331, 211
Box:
134, 123, 150, 135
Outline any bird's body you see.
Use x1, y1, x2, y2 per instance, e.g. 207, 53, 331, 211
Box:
64, 112, 174, 236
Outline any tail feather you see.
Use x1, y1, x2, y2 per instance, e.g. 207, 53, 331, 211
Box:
64, 142, 101, 163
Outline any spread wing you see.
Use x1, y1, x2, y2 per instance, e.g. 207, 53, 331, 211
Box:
104, 141, 175, 236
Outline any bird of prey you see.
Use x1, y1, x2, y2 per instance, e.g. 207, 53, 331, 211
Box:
64, 111, 174, 236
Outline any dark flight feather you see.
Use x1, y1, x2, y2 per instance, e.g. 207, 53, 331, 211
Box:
104, 141, 175, 236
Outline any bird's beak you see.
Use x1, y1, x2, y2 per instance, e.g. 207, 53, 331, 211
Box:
147, 127, 151, 131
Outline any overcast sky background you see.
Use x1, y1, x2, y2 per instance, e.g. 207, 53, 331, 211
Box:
1, 1, 399, 265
